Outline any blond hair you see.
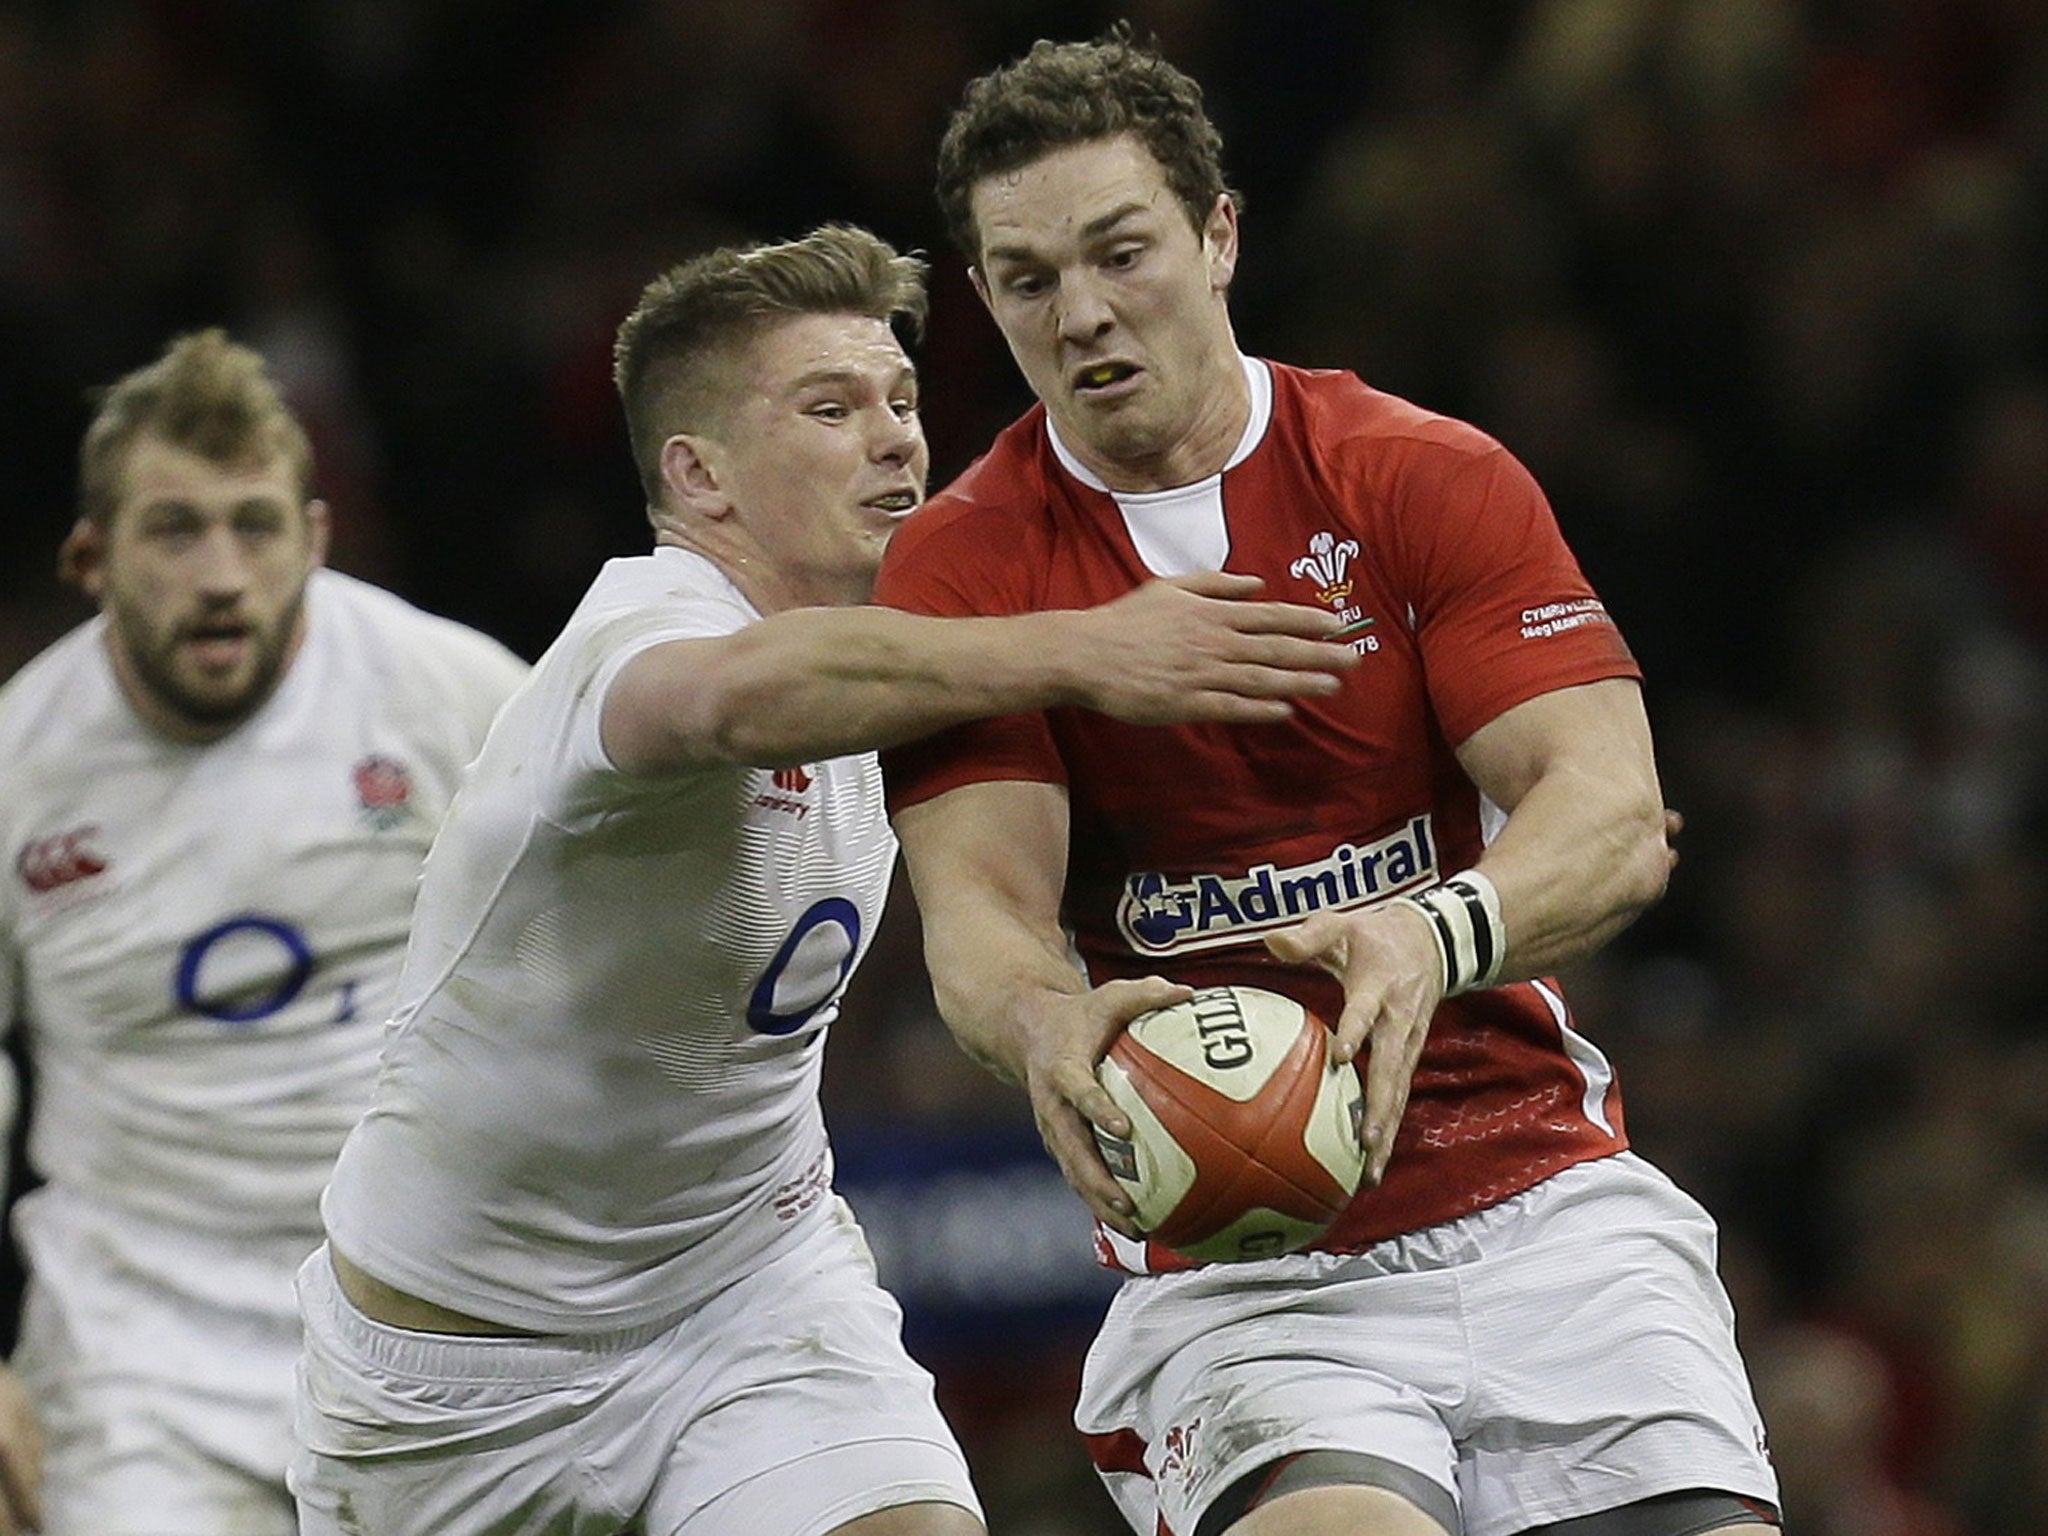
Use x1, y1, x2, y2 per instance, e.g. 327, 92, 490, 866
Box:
612, 224, 927, 506
78, 329, 314, 525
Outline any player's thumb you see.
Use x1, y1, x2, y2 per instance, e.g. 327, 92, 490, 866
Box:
1103, 975, 1193, 1024
1263, 916, 1338, 971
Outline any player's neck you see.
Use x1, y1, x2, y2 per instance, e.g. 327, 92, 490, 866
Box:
653, 529, 873, 616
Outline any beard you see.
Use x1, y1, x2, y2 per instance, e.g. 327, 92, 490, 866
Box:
112, 586, 306, 733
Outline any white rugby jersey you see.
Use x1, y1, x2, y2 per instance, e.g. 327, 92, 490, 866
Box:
322, 546, 898, 1334
0, 570, 529, 1248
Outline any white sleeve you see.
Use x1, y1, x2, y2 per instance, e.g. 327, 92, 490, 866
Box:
536, 604, 749, 830
446, 629, 533, 752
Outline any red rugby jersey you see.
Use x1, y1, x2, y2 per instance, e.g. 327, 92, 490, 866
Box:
877, 358, 1643, 1272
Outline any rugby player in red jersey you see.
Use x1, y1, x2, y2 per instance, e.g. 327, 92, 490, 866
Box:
877, 31, 1780, 1536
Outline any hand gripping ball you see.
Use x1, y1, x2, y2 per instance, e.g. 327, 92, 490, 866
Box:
1094, 984, 1366, 1263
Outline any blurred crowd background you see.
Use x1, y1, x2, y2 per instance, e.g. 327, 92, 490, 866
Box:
3, 1, 2046, 1532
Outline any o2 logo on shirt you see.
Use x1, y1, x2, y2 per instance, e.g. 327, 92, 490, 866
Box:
747, 898, 861, 1036
176, 913, 357, 1026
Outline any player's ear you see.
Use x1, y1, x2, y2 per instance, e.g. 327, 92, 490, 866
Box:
304, 498, 332, 569
57, 518, 108, 598
659, 433, 734, 522
968, 265, 994, 314
1201, 197, 1239, 294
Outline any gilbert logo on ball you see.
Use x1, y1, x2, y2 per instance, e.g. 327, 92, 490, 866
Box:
1095, 985, 1366, 1263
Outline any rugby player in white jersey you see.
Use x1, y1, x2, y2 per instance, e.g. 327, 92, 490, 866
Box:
0, 329, 530, 1536
291, 223, 1356, 1536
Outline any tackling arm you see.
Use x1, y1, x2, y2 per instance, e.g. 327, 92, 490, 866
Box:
601, 571, 1354, 774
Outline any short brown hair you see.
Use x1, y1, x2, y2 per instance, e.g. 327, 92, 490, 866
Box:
79, 329, 314, 525
936, 27, 1242, 263
612, 223, 929, 506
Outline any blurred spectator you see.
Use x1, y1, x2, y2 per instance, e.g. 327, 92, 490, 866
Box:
1752, 1322, 1973, 1536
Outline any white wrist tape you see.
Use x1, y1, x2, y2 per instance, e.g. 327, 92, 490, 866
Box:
1393, 869, 1506, 995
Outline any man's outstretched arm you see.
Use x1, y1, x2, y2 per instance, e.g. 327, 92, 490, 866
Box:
603, 572, 1356, 773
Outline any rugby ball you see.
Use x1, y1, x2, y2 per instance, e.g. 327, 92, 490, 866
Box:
1094, 985, 1366, 1263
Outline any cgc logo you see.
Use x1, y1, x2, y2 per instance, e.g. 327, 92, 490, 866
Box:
17, 825, 108, 895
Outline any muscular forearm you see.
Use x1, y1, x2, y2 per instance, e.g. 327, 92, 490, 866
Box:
897, 781, 1187, 1232
923, 919, 1091, 1088
1472, 760, 1669, 980
1266, 681, 1669, 1170
895, 780, 1095, 1086
1452, 678, 1671, 985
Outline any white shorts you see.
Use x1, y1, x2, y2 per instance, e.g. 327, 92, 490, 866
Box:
1076, 1153, 1777, 1536
10, 1187, 308, 1536
292, 1196, 983, 1536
